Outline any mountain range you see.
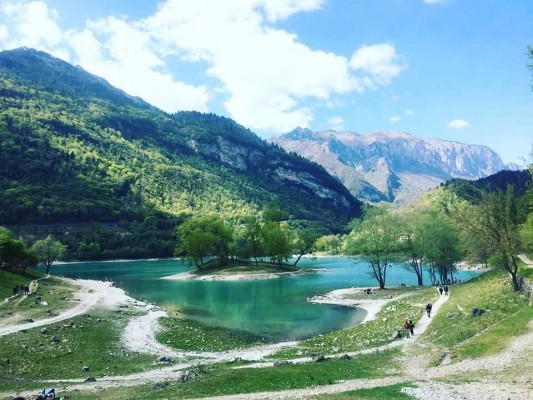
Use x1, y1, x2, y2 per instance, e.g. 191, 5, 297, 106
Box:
0, 48, 362, 258
270, 128, 509, 203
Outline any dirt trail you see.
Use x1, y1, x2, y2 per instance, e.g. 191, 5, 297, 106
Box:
0, 278, 139, 337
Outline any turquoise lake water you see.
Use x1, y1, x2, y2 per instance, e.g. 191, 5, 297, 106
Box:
49, 258, 480, 341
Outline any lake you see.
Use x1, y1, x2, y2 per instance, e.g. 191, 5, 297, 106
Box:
49, 257, 480, 341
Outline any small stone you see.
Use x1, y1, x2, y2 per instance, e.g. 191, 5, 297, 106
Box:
339, 354, 352, 360
85, 377, 96, 382
82, 366, 90, 372
41, 327, 47, 334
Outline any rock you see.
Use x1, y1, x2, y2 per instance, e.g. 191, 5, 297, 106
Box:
153, 382, 167, 390
312, 354, 326, 362
50, 335, 61, 343
273, 360, 292, 367
339, 354, 352, 360
472, 308, 486, 317
24, 318, 33, 323
158, 356, 172, 364
180, 368, 200, 382
85, 377, 96, 382
3, 358, 10, 364
392, 329, 403, 339
41, 327, 47, 334
82, 366, 90, 372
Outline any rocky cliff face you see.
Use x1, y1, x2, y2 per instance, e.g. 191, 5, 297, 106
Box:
186, 128, 358, 210
270, 128, 506, 203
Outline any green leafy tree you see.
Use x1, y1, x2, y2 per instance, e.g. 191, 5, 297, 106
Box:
242, 215, 263, 265
0, 226, 37, 273
456, 186, 522, 291
292, 228, 319, 266
30, 235, 67, 274
261, 221, 293, 267
398, 209, 434, 286
176, 215, 233, 268
345, 208, 401, 289
424, 214, 462, 285
520, 212, 533, 255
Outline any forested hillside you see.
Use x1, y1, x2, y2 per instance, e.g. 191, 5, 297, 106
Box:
0, 48, 362, 260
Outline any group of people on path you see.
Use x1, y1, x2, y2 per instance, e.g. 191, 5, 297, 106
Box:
403, 284, 451, 338
438, 284, 449, 296
403, 319, 415, 338
12, 284, 30, 296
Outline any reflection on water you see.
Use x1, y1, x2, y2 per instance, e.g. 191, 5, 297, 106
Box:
48, 257, 480, 341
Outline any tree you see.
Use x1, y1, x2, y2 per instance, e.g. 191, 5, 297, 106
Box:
176, 215, 234, 268
0, 226, 38, 273
292, 228, 319, 266
30, 235, 67, 274
345, 208, 401, 289
424, 215, 462, 285
457, 186, 522, 291
242, 215, 262, 266
261, 221, 293, 267
398, 210, 434, 286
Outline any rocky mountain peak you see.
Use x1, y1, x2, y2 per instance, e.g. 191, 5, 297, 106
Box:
270, 129, 506, 204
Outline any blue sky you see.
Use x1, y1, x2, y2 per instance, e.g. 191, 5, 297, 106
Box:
0, 0, 532, 164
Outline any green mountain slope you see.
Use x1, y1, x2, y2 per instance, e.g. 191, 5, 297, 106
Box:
0, 48, 362, 259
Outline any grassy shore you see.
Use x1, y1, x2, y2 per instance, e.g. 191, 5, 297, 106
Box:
1, 264, 531, 399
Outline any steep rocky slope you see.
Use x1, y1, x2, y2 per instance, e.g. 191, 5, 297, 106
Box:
270, 128, 506, 203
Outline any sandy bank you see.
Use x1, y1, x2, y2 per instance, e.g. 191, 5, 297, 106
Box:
308, 287, 402, 323
161, 269, 318, 281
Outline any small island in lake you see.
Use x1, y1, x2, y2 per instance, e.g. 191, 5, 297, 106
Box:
162, 260, 308, 281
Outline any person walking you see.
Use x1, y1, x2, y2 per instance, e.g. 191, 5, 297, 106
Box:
426, 302, 432, 317
438, 285, 443, 295
403, 320, 411, 338
444, 284, 449, 296
408, 319, 415, 336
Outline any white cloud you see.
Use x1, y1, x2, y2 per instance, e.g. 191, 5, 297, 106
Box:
0, 0, 405, 131
404, 109, 414, 116
327, 116, 344, 131
144, 0, 366, 132
423, 0, 446, 4
2, 1, 63, 49
448, 119, 470, 130
349, 43, 404, 87
0, 25, 8, 41
390, 115, 401, 123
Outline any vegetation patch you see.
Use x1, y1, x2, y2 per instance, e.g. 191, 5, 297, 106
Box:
273, 287, 438, 358
309, 383, 417, 399
422, 270, 531, 363
0, 310, 153, 389
52, 350, 400, 399
0, 274, 77, 324
157, 317, 263, 351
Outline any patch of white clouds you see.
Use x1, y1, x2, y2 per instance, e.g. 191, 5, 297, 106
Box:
423, 0, 446, 4
327, 116, 344, 131
0, 0, 406, 133
390, 115, 401, 123
404, 109, 414, 116
349, 43, 405, 88
0, 25, 8, 41
1, 1, 62, 49
448, 119, 470, 130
